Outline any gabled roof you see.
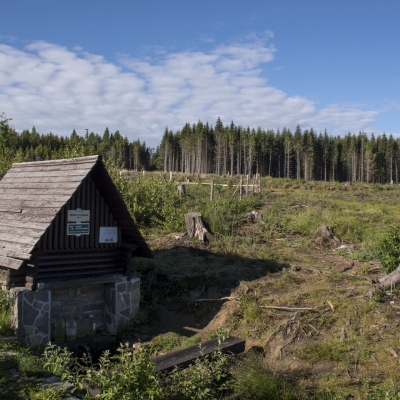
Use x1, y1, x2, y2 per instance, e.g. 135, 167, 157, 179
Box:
0, 155, 152, 270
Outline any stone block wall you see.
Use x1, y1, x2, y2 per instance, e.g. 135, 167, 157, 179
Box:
104, 277, 140, 334
51, 284, 105, 337
10, 275, 140, 345
10, 287, 51, 346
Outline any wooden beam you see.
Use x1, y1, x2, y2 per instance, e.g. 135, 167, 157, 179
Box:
152, 336, 245, 372
0, 255, 24, 270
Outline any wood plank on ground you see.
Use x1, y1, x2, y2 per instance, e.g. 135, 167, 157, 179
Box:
151, 336, 245, 372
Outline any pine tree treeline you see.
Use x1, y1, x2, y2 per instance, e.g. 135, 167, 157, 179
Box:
1, 113, 399, 183
0, 118, 153, 177
157, 117, 400, 183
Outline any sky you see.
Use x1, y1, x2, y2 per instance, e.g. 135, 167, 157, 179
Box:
0, 0, 399, 147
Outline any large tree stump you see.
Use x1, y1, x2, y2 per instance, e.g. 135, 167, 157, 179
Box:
314, 225, 340, 246
177, 184, 186, 196
184, 212, 208, 242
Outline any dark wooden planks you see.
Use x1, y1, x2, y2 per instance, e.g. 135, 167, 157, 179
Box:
152, 337, 245, 372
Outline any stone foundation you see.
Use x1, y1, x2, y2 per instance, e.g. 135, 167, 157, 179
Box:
10, 274, 140, 345
10, 287, 51, 346
104, 278, 140, 334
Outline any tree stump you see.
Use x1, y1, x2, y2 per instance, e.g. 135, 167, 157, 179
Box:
177, 184, 186, 196
314, 225, 340, 246
184, 212, 208, 242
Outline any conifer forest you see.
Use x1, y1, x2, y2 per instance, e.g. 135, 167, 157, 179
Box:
1, 114, 399, 183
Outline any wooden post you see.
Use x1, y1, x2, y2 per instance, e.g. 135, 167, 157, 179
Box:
169, 171, 172, 181
239, 175, 243, 200
210, 181, 214, 201
246, 175, 249, 196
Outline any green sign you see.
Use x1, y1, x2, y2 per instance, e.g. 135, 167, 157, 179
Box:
67, 223, 90, 236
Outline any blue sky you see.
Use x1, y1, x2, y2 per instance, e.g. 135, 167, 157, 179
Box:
0, 0, 399, 146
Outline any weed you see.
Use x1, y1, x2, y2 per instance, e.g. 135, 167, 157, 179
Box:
151, 332, 181, 353
230, 353, 301, 399
375, 225, 400, 273
296, 341, 347, 363
43, 341, 232, 400
180, 336, 201, 349
0, 290, 13, 336
23, 386, 65, 400
371, 289, 386, 303
240, 298, 261, 323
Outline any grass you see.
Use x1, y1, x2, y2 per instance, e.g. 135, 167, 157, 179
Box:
136, 177, 400, 398
0, 290, 14, 336
230, 353, 301, 400
0, 339, 63, 400
4, 177, 400, 398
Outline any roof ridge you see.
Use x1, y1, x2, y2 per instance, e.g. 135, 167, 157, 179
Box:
12, 155, 101, 168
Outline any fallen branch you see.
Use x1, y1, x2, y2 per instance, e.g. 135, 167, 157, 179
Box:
389, 348, 399, 358
307, 323, 320, 335
194, 297, 239, 302
326, 300, 335, 312
279, 322, 300, 358
259, 305, 315, 312
265, 319, 297, 344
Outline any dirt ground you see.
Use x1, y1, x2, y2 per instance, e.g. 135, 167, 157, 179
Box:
128, 191, 400, 397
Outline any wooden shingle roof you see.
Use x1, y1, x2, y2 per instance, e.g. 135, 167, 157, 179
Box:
0, 155, 152, 270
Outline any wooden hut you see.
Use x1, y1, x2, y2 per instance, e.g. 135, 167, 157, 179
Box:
0, 155, 151, 346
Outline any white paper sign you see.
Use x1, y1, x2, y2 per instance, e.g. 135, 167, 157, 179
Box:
68, 210, 90, 222
99, 227, 118, 243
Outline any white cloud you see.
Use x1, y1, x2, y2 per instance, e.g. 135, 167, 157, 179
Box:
0, 37, 380, 146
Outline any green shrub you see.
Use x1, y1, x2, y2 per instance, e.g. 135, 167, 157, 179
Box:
375, 225, 400, 273
23, 386, 65, 400
43, 342, 232, 400
107, 163, 186, 231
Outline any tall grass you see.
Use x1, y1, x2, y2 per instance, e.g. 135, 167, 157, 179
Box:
201, 196, 261, 234
231, 354, 301, 399
0, 290, 13, 336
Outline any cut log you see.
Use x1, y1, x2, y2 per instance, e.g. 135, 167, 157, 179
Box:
184, 212, 208, 242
